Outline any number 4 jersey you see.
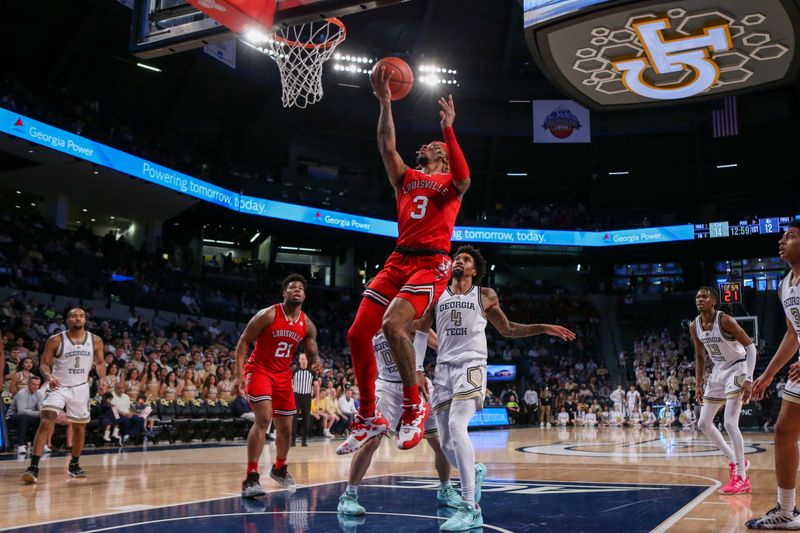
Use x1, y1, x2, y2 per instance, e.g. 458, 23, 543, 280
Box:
248, 303, 307, 374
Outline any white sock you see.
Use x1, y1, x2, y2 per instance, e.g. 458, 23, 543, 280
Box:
103, 429, 110, 439
779, 487, 796, 515
346, 484, 358, 495
440, 481, 452, 489
724, 399, 746, 477
697, 403, 735, 464
112, 427, 119, 438
448, 399, 478, 506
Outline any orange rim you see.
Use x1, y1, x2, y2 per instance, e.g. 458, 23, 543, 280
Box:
272, 17, 346, 50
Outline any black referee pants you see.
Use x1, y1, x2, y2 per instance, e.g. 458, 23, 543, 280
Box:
293, 393, 312, 442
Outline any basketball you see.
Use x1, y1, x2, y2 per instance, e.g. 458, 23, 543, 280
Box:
371, 57, 414, 101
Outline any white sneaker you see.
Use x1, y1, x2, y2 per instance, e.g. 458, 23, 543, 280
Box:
336, 413, 390, 455
539, 422, 544, 427
16, 445, 27, 455
43, 444, 51, 453
546, 423, 551, 428
112, 427, 120, 438
745, 504, 800, 529
323, 430, 333, 439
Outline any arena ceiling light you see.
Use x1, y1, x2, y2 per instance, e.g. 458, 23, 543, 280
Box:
332, 53, 374, 76
249, 231, 261, 243
717, 163, 739, 169
608, 171, 629, 176
136, 62, 162, 73
507, 172, 528, 177
419, 65, 458, 86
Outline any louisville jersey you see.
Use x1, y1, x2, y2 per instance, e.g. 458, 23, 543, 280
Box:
396, 167, 461, 251
780, 272, 800, 345
248, 303, 307, 373
53, 331, 95, 387
434, 285, 488, 364
374, 331, 428, 381
694, 311, 746, 368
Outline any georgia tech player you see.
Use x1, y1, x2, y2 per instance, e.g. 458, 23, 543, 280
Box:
748, 221, 800, 529
417, 245, 575, 532
21, 308, 106, 483
690, 286, 756, 496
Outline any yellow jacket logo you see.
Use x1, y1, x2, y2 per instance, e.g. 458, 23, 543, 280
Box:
614, 18, 732, 100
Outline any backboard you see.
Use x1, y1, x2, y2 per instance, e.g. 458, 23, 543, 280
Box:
131, 0, 408, 58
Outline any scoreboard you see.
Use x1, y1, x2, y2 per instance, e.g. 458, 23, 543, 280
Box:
719, 282, 743, 304
693, 216, 796, 240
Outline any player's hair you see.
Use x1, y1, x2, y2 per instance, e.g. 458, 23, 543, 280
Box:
66, 307, 85, 318
281, 273, 307, 292
697, 286, 718, 301
454, 245, 486, 283
789, 220, 800, 231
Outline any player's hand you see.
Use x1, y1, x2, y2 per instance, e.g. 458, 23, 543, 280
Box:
751, 373, 773, 401
789, 361, 800, 383
543, 324, 577, 342
741, 381, 753, 405
439, 95, 455, 129
417, 372, 430, 402
48, 376, 60, 390
234, 370, 245, 394
695, 386, 703, 406
371, 66, 392, 102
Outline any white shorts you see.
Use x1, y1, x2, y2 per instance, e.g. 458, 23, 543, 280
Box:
376, 377, 438, 437
704, 361, 747, 404
41, 382, 91, 423
431, 360, 486, 414
783, 357, 800, 403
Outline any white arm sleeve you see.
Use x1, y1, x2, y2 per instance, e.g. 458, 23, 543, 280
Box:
745, 343, 757, 380
413, 331, 428, 372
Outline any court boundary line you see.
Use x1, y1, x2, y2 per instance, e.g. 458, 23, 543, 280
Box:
78, 511, 515, 533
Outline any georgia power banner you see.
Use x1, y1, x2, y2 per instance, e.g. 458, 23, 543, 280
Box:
533, 100, 591, 143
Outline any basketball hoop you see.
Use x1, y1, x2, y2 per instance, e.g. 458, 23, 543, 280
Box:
260, 18, 346, 109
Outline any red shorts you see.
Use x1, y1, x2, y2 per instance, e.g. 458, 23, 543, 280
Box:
244, 364, 296, 416
362, 251, 452, 318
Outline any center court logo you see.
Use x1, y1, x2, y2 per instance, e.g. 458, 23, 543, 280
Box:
541, 106, 582, 139
518, 437, 767, 458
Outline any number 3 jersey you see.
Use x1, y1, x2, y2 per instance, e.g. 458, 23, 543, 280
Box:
248, 303, 307, 374
781, 272, 800, 345
396, 167, 461, 251
435, 285, 488, 364
694, 311, 746, 368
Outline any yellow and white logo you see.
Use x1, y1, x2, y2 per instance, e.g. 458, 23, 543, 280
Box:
613, 18, 733, 100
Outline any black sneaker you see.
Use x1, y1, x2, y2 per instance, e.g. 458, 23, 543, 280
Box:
745, 504, 800, 529
269, 464, 295, 488
21, 466, 39, 484
301, 439, 308, 447
68, 463, 87, 478
241, 472, 266, 498
290, 440, 296, 447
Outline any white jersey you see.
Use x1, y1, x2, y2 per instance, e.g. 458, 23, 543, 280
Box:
374, 331, 428, 382
694, 311, 746, 369
780, 272, 800, 345
53, 330, 95, 387
435, 285, 488, 364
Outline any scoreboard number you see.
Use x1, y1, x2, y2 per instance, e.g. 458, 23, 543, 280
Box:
718, 282, 742, 304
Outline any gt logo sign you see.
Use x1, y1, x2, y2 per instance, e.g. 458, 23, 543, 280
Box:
614, 18, 733, 100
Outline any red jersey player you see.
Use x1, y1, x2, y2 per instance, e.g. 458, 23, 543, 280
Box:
235, 274, 319, 497
337, 67, 471, 455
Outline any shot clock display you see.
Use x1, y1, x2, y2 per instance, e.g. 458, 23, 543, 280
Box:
719, 282, 743, 304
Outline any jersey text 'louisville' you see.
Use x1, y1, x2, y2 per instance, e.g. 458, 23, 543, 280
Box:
396, 168, 461, 251
248, 304, 307, 374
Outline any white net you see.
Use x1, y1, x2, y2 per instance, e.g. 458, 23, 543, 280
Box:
261, 19, 346, 109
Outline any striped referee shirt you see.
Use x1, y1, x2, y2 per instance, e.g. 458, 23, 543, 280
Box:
292, 368, 314, 395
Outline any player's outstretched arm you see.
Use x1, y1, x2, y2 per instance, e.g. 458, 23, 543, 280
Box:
93, 334, 107, 394
481, 288, 576, 340
372, 66, 406, 188
753, 316, 800, 400
234, 307, 276, 390
40, 334, 62, 390
439, 95, 470, 196
304, 318, 320, 372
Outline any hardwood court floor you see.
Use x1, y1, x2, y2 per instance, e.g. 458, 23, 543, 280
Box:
0, 427, 785, 532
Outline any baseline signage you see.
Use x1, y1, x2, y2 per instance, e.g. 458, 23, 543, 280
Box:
0, 105, 784, 248
526, 0, 800, 109
469, 407, 511, 428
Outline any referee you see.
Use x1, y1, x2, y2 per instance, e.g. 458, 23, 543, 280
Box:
292, 353, 315, 447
